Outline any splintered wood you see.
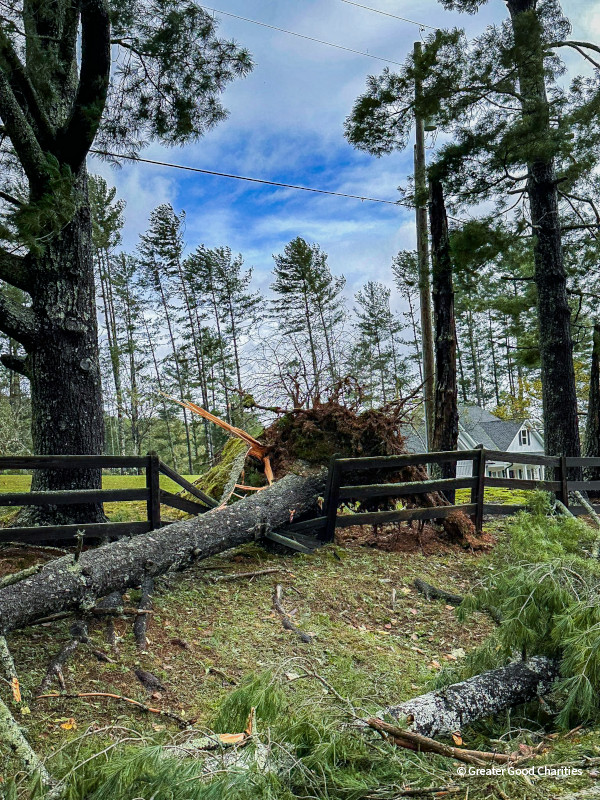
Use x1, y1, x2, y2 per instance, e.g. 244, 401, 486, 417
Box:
162, 394, 274, 484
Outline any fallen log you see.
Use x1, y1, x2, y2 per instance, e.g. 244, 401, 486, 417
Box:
0, 472, 325, 635
383, 657, 559, 738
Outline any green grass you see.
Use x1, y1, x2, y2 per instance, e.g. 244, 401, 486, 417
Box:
2, 536, 598, 799
456, 485, 533, 506
0, 473, 202, 524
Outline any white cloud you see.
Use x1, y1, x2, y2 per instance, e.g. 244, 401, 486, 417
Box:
96, 0, 595, 300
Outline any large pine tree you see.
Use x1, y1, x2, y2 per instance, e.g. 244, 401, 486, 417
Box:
0, 1, 251, 521
270, 237, 345, 404
345, 0, 600, 457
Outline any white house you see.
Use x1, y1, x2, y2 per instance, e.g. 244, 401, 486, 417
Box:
404, 405, 545, 480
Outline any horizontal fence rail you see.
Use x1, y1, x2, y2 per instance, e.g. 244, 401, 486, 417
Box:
302, 448, 600, 542
0, 453, 213, 544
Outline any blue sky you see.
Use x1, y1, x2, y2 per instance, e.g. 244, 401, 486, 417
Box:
91, 0, 600, 304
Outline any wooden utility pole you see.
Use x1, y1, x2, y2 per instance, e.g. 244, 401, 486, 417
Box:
414, 41, 435, 451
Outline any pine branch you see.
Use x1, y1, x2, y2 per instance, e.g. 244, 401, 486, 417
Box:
0, 290, 39, 346
0, 352, 29, 377
0, 248, 31, 292
0, 69, 48, 184
56, 0, 110, 171
553, 40, 600, 71
0, 24, 55, 146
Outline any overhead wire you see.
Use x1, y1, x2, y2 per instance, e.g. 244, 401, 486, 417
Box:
90, 150, 402, 206
338, 0, 437, 31
197, 4, 404, 66
92, 4, 437, 209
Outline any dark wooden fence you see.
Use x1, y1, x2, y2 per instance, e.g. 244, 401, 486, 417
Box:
3, 448, 600, 550
282, 448, 600, 545
0, 453, 217, 544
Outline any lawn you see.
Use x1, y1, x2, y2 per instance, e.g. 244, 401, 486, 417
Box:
1, 525, 598, 799
0, 473, 203, 525
1, 477, 597, 798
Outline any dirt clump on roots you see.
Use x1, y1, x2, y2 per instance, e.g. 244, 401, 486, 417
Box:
263, 401, 483, 548
263, 400, 408, 478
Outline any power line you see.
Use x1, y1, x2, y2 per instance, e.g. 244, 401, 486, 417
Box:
197, 4, 404, 66
339, 0, 437, 30
90, 150, 401, 206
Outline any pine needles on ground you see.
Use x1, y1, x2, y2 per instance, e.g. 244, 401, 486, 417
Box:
13, 671, 449, 800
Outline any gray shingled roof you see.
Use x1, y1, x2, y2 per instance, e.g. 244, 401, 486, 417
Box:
402, 404, 530, 453
477, 420, 524, 451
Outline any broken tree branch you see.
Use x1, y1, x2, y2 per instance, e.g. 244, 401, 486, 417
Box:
0, 694, 53, 789
0, 563, 43, 589
0, 634, 20, 702
382, 656, 559, 738
37, 691, 190, 728
273, 584, 313, 643
36, 621, 88, 696
367, 718, 511, 766
213, 567, 293, 582
133, 576, 153, 652
413, 579, 463, 606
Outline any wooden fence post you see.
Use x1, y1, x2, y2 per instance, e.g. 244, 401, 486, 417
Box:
471, 446, 486, 534
322, 457, 341, 542
559, 455, 569, 508
146, 452, 161, 530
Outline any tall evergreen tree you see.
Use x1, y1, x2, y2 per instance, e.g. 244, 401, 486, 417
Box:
90, 175, 126, 456
345, 0, 600, 458
0, 2, 251, 520
270, 237, 345, 403
353, 281, 405, 406
138, 204, 194, 471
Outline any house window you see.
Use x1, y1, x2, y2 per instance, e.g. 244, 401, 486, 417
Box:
519, 429, 531, 446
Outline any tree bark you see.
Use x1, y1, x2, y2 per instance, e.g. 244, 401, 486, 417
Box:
429, 176, 458, 498
585, 323, 600, 481
507, 0, 581, 460
383, 656, 558, 738
25, 172, 105, 524
0, 472, 326, 635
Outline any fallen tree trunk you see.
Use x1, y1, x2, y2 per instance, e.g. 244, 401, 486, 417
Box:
0, 472, 325, 635
383, 656, 558, 738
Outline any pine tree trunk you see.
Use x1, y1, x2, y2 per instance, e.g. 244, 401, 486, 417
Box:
0, 472, 325, 635
467, 310, 483, 406
302, 291, 321, 402
430, 177, 458, 497
27, 178, 105, 524
585, 323, 600, 481
407, 293, 423, 382
507, 0, 581, 459
384, 656, 558, 738
488, 311, 501, 406
456, 338, 468, 404
143, 317, 178, 469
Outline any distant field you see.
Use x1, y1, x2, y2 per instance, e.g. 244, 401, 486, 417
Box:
0, 473, 202, 524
